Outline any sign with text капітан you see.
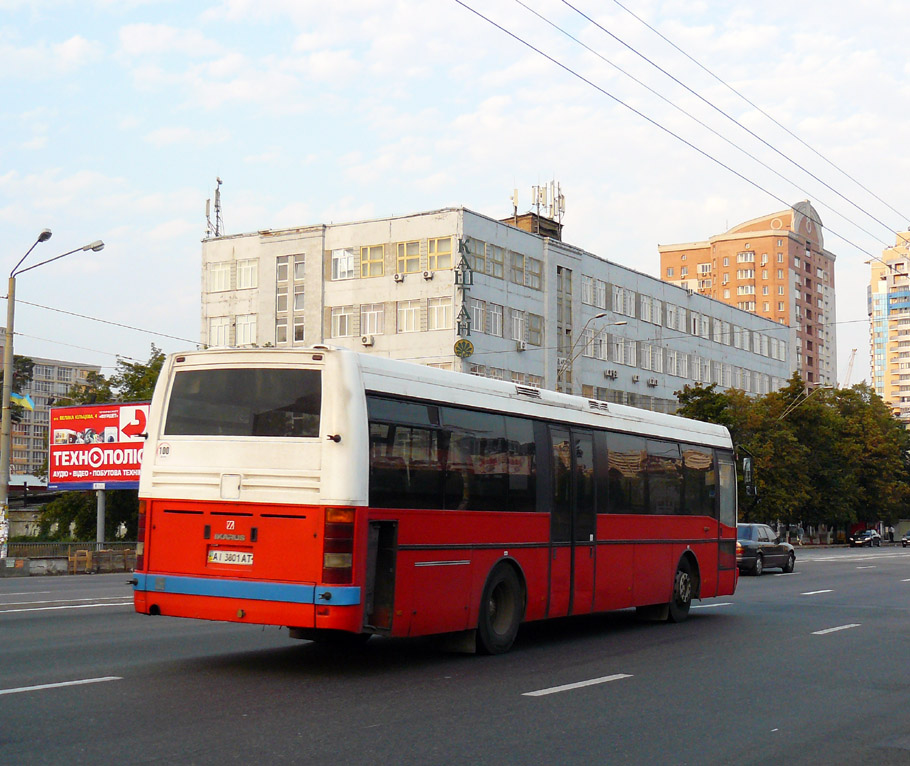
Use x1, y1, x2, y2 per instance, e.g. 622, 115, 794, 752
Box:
48, 402, 150, 490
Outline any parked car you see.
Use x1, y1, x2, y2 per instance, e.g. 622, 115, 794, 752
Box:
848, 529, 882, 548
902, 531, 910, 548
736, 523, 796, 576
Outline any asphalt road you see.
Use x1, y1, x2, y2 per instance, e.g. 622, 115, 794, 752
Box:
2, 547, 910, 765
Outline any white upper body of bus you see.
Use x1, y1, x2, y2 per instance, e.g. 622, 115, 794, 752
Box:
139, 346, 732, 508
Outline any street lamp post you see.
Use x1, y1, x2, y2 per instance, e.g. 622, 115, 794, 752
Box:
557, 312, 627, 384
0, 233, 104, 560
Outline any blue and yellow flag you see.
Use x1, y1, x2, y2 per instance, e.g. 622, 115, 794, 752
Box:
10, 392, 34, 411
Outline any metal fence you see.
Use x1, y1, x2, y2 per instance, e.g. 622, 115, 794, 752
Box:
7, 541, 138, 558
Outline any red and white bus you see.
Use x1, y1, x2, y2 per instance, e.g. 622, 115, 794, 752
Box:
133, 347, 738, 653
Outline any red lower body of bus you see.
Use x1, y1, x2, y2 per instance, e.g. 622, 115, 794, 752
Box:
133, 498, 737, 640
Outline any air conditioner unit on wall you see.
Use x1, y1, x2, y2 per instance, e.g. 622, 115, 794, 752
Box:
361, 335, 374, 346
647, 378, 658, 387
516, 340, 527, 351
632, 374, 640, 383
423, 270, 433, 280
604, 369, 618, 379
393, 273, 404, 283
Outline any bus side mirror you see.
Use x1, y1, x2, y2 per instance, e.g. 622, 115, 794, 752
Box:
743, 457, 755, 497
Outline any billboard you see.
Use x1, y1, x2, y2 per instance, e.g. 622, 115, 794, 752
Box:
48, 402, 150, 490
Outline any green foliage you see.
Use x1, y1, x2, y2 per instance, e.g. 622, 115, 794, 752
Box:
56, 344, 164, 405
676, 376, 910, 527
37, 490, 139, 540
0, 354, 36, 422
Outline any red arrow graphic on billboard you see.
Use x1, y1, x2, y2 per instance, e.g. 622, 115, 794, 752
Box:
121, 409, 147, 439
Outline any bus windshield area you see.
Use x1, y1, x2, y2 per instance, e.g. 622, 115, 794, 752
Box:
164, 368, 321, 437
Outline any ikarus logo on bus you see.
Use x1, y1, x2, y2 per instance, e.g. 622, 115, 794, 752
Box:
207, 519, 253, 565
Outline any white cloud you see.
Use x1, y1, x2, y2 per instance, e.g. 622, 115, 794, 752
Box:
118, 23, 223, 57
143, 126, 229, 147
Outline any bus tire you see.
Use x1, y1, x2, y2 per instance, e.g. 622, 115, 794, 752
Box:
477, 564, 524, 655
667, 558, 694, 623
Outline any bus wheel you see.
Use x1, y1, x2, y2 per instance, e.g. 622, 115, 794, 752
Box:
477, 564, 524, 655
667, 559, 694, 623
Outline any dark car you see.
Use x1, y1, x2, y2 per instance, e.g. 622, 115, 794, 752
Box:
902, 532, 910, 548
736, 523, 796, 576
849, 529, 882, 547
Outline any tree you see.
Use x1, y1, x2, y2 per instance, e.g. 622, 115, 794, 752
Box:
675, 375, 910, 531
0, 354, 35, 421
55, 345, 164, 405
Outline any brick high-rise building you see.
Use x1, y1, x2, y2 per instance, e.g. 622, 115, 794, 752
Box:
659, 201, 836, 385
869, 230, 910, 423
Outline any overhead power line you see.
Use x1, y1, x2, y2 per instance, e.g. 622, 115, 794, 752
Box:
513, 0, 897, 253
454, 0, 884, 265
608, 0, 910, 229
558, 0, 910, 249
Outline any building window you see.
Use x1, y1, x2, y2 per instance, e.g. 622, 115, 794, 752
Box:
293, 283, 305, 311
470, 298, 485, 334
427, 297, 453, 330
397, 241, 420, 274
293, 315, 305, 343
528, 313, 543, 346
235, 314, 257, 346
666, 267, 675, 277
397, 300, 420, 333
276, 318, 288, 344
276, 255, 289, 282
361, 303, 384, 335
237, 259, 258, 289
681, 266, 688, 277
428, 237, 452, 270
582, 275, 594, 305
209, 316, 230, 346
526, 257, 543, 290
277, 285, 288, 313
332, 248, 356, 280
294, 254, 305, 280
465, 238, 485, 273
594, 279, 607, 308
487, 303, 503, 337
487, 245, 504, 278
737, 252, 755, 263
208, 262, 231, 292
361, 245, 384, 278
510, 309, 526, 341
331, 306, 356, 337
510, 252, 526, 285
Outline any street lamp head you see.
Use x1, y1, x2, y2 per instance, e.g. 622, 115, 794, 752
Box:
83, 240, 105, 252
612, 321, 628, 326
38, 229, 52, 243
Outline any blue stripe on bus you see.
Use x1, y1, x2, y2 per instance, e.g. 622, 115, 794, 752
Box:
132, 573, 360, 606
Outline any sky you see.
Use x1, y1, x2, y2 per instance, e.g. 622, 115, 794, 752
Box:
2, 0, 908, 382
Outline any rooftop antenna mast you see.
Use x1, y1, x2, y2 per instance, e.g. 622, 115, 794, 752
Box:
205, 177, 224, 238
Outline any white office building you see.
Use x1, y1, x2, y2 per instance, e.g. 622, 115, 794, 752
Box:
201, 207, 791, 413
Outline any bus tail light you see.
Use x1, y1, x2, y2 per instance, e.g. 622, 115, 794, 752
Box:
323, 508, 354, 584
136, 500, 147, 571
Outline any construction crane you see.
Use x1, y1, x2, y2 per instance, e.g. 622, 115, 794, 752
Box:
841, 348, 857, 387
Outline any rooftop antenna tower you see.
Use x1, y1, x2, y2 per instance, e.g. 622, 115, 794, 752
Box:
205, 177, 224, 238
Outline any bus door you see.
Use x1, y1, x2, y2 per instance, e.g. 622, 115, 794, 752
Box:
548, 427, 597, 617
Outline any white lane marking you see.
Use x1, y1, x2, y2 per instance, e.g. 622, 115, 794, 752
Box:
1, 596, 130, 607
0, 676, 122, 696
801, 589, 833, 596
523, 674, 632, 697
812, 624, 861, 635
0, 602, 132, 614
0, 591, 52, 597
902, 579, 910, 582
692, 602, 732, 609
857, 566, 876, 570
774, 572, 800, 576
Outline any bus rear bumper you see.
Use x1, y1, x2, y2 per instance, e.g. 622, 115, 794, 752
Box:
132, 572, 362, 631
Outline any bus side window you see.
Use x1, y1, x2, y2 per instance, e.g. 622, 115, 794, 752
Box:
647, 439, 681, 515
607, 433, 648, 514
682, 445, 715, 517
716, 452, 736, 527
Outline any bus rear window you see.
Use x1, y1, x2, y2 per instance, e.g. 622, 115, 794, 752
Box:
164, 368, 321, 437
